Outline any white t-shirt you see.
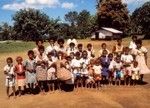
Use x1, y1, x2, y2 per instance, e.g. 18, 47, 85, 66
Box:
45, 45, 59, 54
71, 58, 82, 68
66, 47, 78, 56
4, 64, 15, 79
109, 61, 123, 70
121, 54, 133, 63
35, 53, 47, 63
129, 41, 137, 49
67, 39, 77, 47
86, 49, 95, 59
93, 65, 102, 74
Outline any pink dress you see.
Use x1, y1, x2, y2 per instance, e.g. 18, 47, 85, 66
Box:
133, 46, 150, 74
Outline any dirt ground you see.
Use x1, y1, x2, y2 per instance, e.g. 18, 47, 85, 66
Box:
0, 39, 150, 108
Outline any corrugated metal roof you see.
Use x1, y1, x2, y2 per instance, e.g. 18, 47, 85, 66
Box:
101, 27, 123, 34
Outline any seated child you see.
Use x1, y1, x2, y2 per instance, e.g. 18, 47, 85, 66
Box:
99, 43, 110, 57
4, 57, 16, 99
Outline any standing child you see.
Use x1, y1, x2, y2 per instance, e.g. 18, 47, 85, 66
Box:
14, 56, 26, 96
4, 57, 16, 99
67, 42, 77, 56
86, 43, 95, 59
99, 43, 110, 57
108, 53, 114, 85
110, 56, 124, 86
121, 47, 133, 86
113, 38, 124, 56
77, 44, 84, 57
131, 61, 140, 86
33, 39, 44, 57
35, 46, 47, 95
93, 59, 102, 90
100, 50, 109, 86
24, 50, 36, 94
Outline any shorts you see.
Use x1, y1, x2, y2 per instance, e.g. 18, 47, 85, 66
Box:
17, 79, 25, 87
114, 71, 124, 79
132, 74, 139, 80
5, 78, 15, 87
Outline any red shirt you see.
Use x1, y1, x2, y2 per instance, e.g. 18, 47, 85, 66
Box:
15, 64, 25, 79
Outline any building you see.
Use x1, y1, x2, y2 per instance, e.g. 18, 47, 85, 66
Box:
91, 27, 123, 40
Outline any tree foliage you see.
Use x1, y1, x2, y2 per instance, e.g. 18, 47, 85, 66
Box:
131, 2, 150, 38
97, 0, 130, 34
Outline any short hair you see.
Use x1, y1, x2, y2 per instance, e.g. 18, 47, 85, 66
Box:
69, 42, 75, 47
77, 44, 83, 48
136, 39, 142, 45
38, 46, 45, 51
87, 43, 92, 47
28, 50, 34, 55
16, 56, 23, 61
75, 52, 81, 57
132, 36, 137, 40
101, 43, 107, 47
57, 38, 65, 44
6, 57, 13, 63
48, 37, 57, 42
35, 39, 43, 45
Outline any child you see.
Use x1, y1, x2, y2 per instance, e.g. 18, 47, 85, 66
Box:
131, 61, 140, 86
66, 42, 77, 56
35, 46, 47, 94
129, 36, 137, 50
24, 50, 36, 94
45, 37, 58, 55
100, 50, 109, 86
14, 56, 26, 97
121, 47, 133, 86
99, 43, 110, 57
77, 44, 84, 57
33, 39, 44, 57
80, 50, 90, 88
71, 52, 82, 88
86, 43, 95, 59
66, 35, 78, 48
47, 64, 57, 93
108, 53, 114, 85
113, 38, 124, 56
57, 38, 67, 54
110, 55, 124, 86
4, 57, 16, 99
93, 59, 102, 90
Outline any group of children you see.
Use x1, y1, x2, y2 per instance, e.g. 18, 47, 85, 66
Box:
4, 36, 150, 99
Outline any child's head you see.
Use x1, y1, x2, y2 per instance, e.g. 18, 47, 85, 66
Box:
133, 61, 138, 68
108, 53, 113, 60
75, 52, 81, 59
48, 37, 56, 45
95, 59, 100, 66
124, 47, 130, 55
58, 51, 65, 60
87, 43, 92, 51
28, 50, 34, 60
101, 43, 107, 49
35, 39, 43, 47
6, 57, 13, 65
47, 52, 52, 59
66, 56, 71, 62
117, 38, 122, 45
82, 50, 88, 58
115, 55, 121, 63
38, 46, 45, 55
102, 49, 108, 56
77, 44, 83, 52
132, 36, 137, 42
70, 52, 74, 59
16, 56, 23, 64
57, 38, 65, 47
136, 39, 142, 49
69, 42, 75, 48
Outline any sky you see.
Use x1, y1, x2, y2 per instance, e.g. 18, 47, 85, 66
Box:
0, 0, 149, 24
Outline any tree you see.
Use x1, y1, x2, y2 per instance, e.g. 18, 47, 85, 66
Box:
12, 8, 51, 41
0, 22, 12, 40
131, 2, 150, 39
97, 0, 130, 35
64, 11, 78, 27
